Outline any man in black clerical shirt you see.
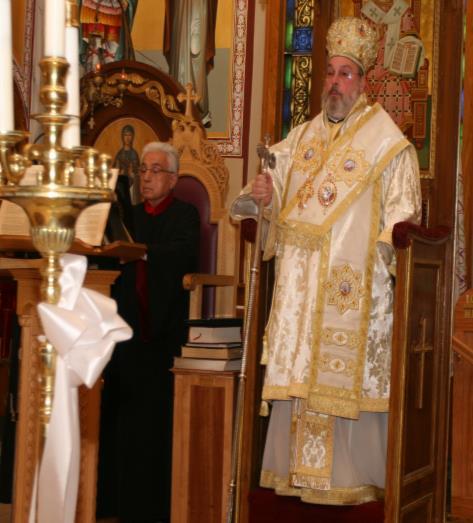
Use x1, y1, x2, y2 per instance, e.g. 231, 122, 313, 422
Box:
97, 142, 200, 523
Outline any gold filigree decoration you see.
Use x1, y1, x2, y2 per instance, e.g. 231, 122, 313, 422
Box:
292, 138, 325, 175
80, 72, 185, 122
324, 264, 364, 314
319, 353, 356, 377
291, 137, 326, 210
327, 147, 371, 187
292, 55, 312, 129
295, 0, 315, 27
172, 119, 229, 219
296, 177, 316, 210
321, 327, 360, 349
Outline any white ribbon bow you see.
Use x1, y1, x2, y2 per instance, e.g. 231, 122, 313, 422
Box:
29, 254, 132, 523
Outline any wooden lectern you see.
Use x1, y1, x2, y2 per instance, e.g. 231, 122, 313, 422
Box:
0, 237, 145, 523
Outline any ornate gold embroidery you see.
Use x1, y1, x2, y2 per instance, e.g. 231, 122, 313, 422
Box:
319, 353, 356, 377
296, 177, 316, 210
321, 327, 360, 349
324, 264, 364, 314
291, 401, 334, 487
292, 138, 325, 175
280, 104, 382, 221
328, 147, 371, 187
317, 174, 338, 209
293, 139, 326, 210
277, 224, 324, 251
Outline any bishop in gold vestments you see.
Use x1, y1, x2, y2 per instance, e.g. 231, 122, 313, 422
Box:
232, 17, 422, 505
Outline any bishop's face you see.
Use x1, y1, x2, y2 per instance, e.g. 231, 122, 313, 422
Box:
139, 151, 178, 207
321, 56, 366, 121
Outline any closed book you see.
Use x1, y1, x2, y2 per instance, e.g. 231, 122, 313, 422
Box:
173, 356, 242, 371
185, 341, 242, 348
185, 318, 242, 327
181, 346, 243, 360
187, 324, 242, 344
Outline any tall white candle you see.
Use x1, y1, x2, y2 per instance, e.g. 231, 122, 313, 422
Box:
63, 24, 80, 147
0, 0, 14, 132
45, 0, 66, 57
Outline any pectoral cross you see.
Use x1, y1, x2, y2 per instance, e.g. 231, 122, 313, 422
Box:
177, 83, 201, 120
413, 317, 433, 410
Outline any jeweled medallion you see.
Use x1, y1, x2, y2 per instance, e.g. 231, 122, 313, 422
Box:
304, 147, 315, 161
317, 177, 337, 208
343, 159, 356, 172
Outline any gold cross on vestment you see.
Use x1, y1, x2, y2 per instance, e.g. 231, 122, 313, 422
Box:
413, 317, 433, 410
177, 83, 201, 120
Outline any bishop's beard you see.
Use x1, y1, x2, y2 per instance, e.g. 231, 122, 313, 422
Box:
321, 86, 361, 121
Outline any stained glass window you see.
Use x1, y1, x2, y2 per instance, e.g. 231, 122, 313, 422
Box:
282, 0, 315, 137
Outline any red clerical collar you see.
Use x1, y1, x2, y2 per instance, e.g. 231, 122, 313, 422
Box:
144, 194, 174, 216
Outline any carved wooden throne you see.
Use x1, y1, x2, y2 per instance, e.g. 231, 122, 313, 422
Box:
172, 116, 237, 318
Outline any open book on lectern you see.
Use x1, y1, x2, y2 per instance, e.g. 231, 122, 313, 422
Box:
0, 166, 118, 247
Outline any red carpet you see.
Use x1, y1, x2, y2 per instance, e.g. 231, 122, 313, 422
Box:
248, 488, 384, 523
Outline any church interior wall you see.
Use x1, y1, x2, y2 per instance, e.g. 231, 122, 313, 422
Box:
131, 0, 232, 136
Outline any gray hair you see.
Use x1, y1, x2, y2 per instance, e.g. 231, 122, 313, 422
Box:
141, 141, 179, 173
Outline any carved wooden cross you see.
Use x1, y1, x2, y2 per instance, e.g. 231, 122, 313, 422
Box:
177, 83, 201, 120
413, 317, 433, 410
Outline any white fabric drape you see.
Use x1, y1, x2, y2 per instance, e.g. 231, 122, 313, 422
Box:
29, 254, 132, 523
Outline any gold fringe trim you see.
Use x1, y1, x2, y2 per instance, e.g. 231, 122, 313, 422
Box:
262, 383, 309, 401
290, 472, 330, 491
360, 397, 389, 411
277, 224, 324, 251
260, 470, 384, 506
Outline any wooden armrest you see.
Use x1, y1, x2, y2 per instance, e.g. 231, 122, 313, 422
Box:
183, 273, 234, 290
392, 222, 451, 249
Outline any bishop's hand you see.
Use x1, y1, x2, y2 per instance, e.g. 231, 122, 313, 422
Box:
251, 172, 273, 207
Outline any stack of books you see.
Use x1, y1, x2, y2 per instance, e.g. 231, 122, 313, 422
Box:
173, 318, 243, 371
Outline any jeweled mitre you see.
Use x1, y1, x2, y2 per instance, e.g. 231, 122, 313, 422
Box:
326, 17, 378, 73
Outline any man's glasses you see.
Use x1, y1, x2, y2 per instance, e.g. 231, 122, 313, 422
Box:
139, 164, 175, 177
325, 67, 362, 81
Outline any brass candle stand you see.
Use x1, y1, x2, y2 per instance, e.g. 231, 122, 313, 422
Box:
0, 56, 113, 448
